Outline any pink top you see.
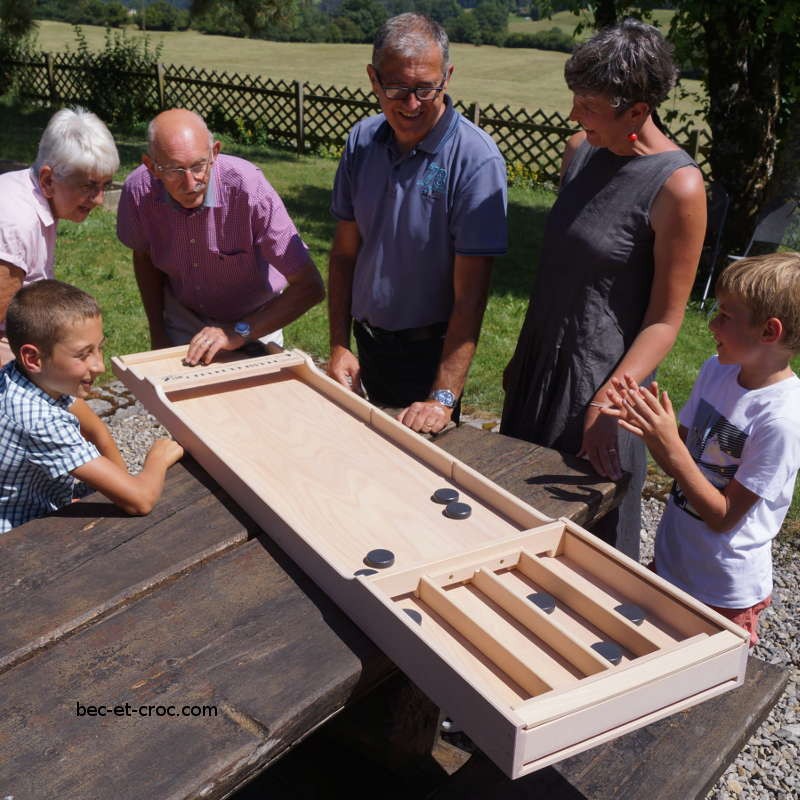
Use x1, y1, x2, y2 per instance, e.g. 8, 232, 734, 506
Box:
0, 169, 57, 332
116, 154, 310, 322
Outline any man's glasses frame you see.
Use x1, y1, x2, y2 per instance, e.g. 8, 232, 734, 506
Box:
373, 69, 447, 102
153, 149, 214, 182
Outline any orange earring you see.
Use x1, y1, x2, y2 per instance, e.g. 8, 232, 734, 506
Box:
627, 132, 638, 142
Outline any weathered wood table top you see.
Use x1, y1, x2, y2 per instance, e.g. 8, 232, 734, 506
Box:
0, 425, 786, 799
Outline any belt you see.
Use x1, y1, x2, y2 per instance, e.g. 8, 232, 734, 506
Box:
355, 319, 447, 343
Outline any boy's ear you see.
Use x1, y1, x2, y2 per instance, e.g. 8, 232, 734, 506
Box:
18, 343, 45, 374
762, 317, 784, 344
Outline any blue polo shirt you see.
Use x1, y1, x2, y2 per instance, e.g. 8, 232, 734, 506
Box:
331, 96, 507, 330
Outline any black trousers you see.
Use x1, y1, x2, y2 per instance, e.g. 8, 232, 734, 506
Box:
353, 320, 461, 423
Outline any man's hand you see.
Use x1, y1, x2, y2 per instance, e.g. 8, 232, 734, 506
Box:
397, 399, 452, 434
183, 325, 244, 366
327, 344, 364, 395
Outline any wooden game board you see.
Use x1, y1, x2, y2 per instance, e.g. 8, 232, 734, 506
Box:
112, 347, 749, 779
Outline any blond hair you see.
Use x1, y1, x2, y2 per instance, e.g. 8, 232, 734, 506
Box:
716, 252, 800, 353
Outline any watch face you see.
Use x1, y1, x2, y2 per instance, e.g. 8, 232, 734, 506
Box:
234, 322, 251, 338
433, 389, 456, 408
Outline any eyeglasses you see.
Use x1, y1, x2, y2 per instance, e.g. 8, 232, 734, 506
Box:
153, 151, 213, 181
69, 179, 114, 198
373, 70, 446, 101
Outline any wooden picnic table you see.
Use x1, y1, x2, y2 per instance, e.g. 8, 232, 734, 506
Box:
0, 425, 787, 799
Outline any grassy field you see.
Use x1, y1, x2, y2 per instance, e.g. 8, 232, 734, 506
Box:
508, 8, 676, 37
31, 19, 703, 119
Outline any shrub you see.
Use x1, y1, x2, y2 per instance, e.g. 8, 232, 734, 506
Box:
0, 30, 38, 93
504, 28, 574, 53
72, 26, 163, 129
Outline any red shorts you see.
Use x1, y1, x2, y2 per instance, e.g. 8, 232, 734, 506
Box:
645, 560, 772, 647
708, 597, 772, 647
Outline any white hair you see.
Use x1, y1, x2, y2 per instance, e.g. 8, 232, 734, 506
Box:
32, 107, 119, 179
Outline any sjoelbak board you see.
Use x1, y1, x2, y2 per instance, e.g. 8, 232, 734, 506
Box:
112, 346, 749, 779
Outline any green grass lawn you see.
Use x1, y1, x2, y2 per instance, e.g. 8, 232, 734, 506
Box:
508, 8, 676, 37
30, 19, 703, 119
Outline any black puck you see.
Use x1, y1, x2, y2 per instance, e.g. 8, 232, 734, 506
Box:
432, 487, 459, 504
592, 640, 624, 665
364, 548, 395, 569
444, 501, 471, 520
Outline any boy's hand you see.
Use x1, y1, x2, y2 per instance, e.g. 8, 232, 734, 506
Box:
602, 375, 681, 465
146, 438, 184, 467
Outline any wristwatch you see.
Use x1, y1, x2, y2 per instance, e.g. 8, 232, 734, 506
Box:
430, 388, 456, 408
233, 321, 252, 340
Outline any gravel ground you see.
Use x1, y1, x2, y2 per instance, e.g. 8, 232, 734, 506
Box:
90, 385, 799, 799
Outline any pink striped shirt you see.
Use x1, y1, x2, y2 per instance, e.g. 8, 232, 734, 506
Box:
116, 155, 310, 322
0, 169, 57, 332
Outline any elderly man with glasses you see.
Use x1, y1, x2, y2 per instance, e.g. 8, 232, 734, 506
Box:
327, 12, 507, 434
117, 108, 324, 366
0, 107, 119, 366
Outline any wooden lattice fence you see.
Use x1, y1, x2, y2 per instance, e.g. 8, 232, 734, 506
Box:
1, 52, 710, 181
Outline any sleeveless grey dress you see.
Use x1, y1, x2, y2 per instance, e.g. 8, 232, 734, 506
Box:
500, 140, 697, 558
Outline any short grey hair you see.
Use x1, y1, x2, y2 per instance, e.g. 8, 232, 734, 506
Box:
32, 107, 119, 179
146, 109, 214, 156
372, 13, 449, 74
564, 18, 678, 112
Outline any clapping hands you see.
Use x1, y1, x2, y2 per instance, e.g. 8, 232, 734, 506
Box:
600, 374, 682, 468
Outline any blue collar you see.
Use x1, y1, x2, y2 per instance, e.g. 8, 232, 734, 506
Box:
377, 94, 458, 158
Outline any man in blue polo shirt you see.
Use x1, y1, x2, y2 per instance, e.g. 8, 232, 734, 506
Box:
328, 12, 507, 434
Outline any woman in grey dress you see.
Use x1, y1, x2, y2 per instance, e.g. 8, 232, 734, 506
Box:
501, 20, 707, 558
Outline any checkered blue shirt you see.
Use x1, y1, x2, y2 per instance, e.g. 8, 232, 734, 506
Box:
1, 362, 100, 533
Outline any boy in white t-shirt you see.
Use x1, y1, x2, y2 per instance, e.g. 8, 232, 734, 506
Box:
603, 252, 800, 646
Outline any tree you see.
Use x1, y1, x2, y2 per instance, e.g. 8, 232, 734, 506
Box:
0, 0, 35, 38
447, 10, 483, 44
552, 1, 800, 256
670, 2, 800, 255
139, 0, 190, 31
428, 0, 462, 25
473, 0, 510, 45
333, 0, 387, 43
190, 0, 299, 37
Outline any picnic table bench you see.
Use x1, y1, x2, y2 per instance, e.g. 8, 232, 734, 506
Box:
0, 425, 787, 799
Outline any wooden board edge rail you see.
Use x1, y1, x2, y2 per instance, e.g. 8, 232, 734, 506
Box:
514, 630, 746, 730
557, 517, 753, 642
514, 673, 746, 777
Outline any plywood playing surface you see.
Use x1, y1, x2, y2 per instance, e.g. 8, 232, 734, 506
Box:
168, 372, 527, 576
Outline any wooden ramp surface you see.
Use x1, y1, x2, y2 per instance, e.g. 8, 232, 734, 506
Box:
170, 373, 526, 575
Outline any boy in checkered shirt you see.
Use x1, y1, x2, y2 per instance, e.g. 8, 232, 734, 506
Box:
1, 280, 183, 533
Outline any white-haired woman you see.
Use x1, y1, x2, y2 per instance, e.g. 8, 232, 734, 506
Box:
0, 107, 119, 364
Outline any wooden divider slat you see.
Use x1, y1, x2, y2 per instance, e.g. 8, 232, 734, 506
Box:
472, 568, 609, 677
418, 577, 556, 697
562, 536, 720, 638
517, 552, 667, 656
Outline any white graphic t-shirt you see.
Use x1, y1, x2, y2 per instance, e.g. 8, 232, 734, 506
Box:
655, 356, 800, 607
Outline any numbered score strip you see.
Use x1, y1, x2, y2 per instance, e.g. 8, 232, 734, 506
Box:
155, 351, 307, 392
